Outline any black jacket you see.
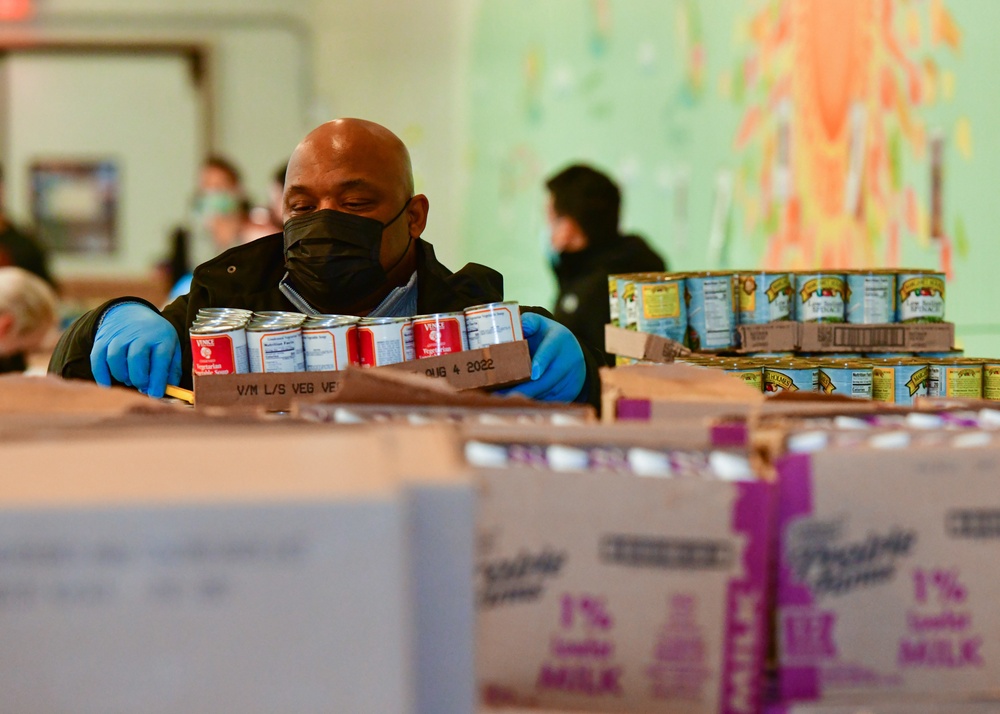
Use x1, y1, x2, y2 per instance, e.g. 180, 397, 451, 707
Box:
50, 235, 601, 405
552, 233, 666, 365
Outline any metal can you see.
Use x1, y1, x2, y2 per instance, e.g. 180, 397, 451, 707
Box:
927, 359, 983, 399
412, 311, 469, 358
253, 310, 306, 322
302, 315, 359, 371
684, 272, 736, 351
845, 271, 896, 324
816, 364, 874, 399
246, 321, 306, 373
625, 276, 687, 344
190, 321, 249, 375
737, 271, 792, 325
984, 363, 1000, 400
794, 272, 847, 322
464, 301, 523, 349
608, 275, 620, 327
896, 270, 946, 322
871, 361, 928, 405
726, 365, 764, 392
763, 363, 818, 395
357, 316, 414, 367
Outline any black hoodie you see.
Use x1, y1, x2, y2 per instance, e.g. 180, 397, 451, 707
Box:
552, 233, 666, 365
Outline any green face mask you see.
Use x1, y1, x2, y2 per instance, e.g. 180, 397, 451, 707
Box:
194, 190, 240, 222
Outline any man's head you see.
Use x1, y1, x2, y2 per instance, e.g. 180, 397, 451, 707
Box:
281, 118, 428, 314
545, 164, 621, 254
0, 266, 57, 358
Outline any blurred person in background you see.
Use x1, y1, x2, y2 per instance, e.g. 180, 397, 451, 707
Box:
166, 154, 268, 302
0, 164, 55, 288
0, 266, 58, 374
545, 163, 667, 366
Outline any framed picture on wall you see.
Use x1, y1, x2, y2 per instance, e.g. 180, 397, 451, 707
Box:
30, 160, 118, 255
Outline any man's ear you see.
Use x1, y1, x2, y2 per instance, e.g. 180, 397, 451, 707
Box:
0, 312, 13, 340
407, 194, 430, 238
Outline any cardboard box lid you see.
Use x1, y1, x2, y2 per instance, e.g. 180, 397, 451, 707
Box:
604, 324, 690, 362
0, 423, 466, 508
0, 374, 171, 415
601, 362, 765, 404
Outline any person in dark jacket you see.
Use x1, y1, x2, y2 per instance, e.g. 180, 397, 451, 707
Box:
50, 119, 598, 406
0, 164, 55, 288
545, 164, 667, 365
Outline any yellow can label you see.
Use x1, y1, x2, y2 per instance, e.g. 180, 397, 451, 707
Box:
946, 366, 982, 398
642, 283, 681, 320
872, 366, 895, 402
985, 365, 1000, 400
766, 275, 793, 303
817, 370, 834, 394
765, 370, 799, 392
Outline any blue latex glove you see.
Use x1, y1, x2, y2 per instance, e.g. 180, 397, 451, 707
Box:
91, 303, 182, 399
499, 312, 586, 402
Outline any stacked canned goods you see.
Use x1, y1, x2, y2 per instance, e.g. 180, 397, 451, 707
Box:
678, 354, 1000, 404
189, 301, 524, 375
609, 268, 947, 352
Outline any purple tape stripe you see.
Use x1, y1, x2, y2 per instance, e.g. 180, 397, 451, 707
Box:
616, 398, 651, 421
711, 420, 749, 447
719, 479, 775, 714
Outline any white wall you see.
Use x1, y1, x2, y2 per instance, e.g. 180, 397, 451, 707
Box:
0, 0, 475, 277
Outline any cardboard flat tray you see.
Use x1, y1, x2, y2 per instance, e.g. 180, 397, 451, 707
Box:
193, 340, 531, 410
606, 323, 955, 360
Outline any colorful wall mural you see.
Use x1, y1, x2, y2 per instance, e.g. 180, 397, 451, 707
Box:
462, 0, 994, 352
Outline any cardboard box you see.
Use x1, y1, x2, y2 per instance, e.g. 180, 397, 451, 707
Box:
472, 425, 774, 714
604, 325, 691, 363
600, 363, 765, 426
774, 444, 1000, 704
0, 423, 475, 714
795, 323, 954, 353
609, 323, 955, 359
193, 339, 532, 410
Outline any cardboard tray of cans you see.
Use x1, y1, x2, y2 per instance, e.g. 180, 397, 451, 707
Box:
606, 323, 955, 362
193, 340, 532, 411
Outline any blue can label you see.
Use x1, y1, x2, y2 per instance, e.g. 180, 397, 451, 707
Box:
686, 275, 735, 350
817, 366, 873, 399
846, 273, 895, 324
738, 272, 792, 325
764, 366, 817, 394
795, 274, 847, 322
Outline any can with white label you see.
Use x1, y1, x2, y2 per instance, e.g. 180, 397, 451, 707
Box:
464, 301, 523, 348
896, 270, 946, 322
357, 316, 414, 367
845, 270, 896, 324
684, 272, 736, 351
190, 321, 249, 375
246, 320, 306, 373
412, 311, 469, 358
301, 315, 359, 371
795, 272, 847, 322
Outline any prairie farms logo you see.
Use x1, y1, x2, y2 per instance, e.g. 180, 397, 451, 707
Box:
765, 275, 792, 303
786, 519, 916, 598
899, 276, 944, 302
799, 277, 846, 303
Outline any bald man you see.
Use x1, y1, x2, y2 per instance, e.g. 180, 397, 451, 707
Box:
49, 119, 598, 405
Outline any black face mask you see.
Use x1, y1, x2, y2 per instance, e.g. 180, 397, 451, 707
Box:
283, 200, 411, 312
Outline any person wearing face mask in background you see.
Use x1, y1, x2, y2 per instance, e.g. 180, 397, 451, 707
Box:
49, 118, 599, 406
545, 164, 667, 366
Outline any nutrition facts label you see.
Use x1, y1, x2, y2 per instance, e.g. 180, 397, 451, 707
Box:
857, 277, 893, 323
702, 278, 734, 348
250, 330, 305, 373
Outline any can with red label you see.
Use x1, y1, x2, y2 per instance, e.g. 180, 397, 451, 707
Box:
190, 321, 249, 375
464, 301, 523, 349
246, 320, 306, 373
302, 315, 359, 371
357, 316, 414, 367
412, 311, 469, 358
